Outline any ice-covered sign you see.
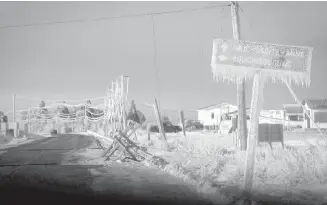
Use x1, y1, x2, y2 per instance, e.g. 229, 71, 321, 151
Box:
211, 39, 313, 86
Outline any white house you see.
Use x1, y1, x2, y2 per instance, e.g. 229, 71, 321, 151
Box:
302, 99, 327, 129
197, 103, 238, 129
282, 104, 304, 129
268, 110, 284, 119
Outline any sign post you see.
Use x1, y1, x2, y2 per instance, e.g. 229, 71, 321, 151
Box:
211, 38, 313, 196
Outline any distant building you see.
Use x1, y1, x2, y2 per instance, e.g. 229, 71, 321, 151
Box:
282, 104, 304, 129
260, 110, 271, 118
268, 110, 284, 119
302, 99, 327, 129
282, 104, 303, 120
196, 103, 238, 129
228, 108, 251, 119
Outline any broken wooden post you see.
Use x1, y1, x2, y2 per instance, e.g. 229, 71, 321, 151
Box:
211, 36, 313, 196
114, 135, 137, 160
153, 98, 169, 151
104, 125, 139, 160
179, 110, 186, 137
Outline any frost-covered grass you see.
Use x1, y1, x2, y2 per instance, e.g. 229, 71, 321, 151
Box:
64, 129, 327, 204
136, 131, 327, 204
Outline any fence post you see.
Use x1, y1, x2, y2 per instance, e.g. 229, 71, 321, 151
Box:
84, 104, 88, 132
52, 119, 56, 131
179, 110, 186, 137
153, 98, 169, 151
147, 123, 151, 141
28, 107, 31, 134
13, 94, 18, 138
72, 121, 75, 133
24, 122, 28, 135
14, 122, 19, 138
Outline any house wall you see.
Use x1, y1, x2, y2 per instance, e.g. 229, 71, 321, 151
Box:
311, 109, 327, 128
198, 108, 221, 127
198, 110, 220, 126
197, 105, 238, 127
302, 104, 327, 129
269, 110, 284, 119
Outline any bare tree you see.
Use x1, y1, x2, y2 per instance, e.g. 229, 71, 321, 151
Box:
127, 100, 146, 124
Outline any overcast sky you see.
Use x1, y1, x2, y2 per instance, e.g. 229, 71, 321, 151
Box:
1, 1, 327, 117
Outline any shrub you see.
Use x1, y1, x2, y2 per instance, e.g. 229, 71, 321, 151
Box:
64, 127, 72, 134
50, 129, 57, 136
2, 116, 8, 123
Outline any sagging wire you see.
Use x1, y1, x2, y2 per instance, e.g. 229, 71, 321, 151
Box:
0, 4, 230, 30
15, 94, 105, 103
150, 14, 161, 109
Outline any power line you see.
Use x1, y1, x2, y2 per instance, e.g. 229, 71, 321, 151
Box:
0, 4, 230, 30
150, 14, 161, 109
15, 94, 104, 102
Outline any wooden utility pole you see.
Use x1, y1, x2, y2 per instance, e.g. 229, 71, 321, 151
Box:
231, 1, 248, 150
153, 98, 169, 151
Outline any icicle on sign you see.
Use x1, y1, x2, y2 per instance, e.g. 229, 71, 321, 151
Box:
211, 39, 313, 86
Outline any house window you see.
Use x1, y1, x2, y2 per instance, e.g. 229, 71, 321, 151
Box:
289, 115, 301, 121
314, 112, 327, 123
211, 113, 214, 119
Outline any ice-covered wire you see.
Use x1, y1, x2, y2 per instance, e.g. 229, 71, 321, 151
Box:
15, 94, 105, 103
86, 109, 104, 116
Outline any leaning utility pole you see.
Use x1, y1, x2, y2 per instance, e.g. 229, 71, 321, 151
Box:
230, 1, 248, 150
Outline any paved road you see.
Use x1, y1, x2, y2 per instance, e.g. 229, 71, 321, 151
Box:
0, 134, 216, 205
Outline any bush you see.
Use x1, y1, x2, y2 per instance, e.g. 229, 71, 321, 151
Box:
50, 129, 57, 136
64, 127, 72, 134
0, 115, 8, 123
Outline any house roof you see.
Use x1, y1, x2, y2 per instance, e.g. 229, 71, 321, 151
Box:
282, 104, 303, 114
197, 103, 237, 111
302, 99, 327, 110
228, 108, 251, 116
